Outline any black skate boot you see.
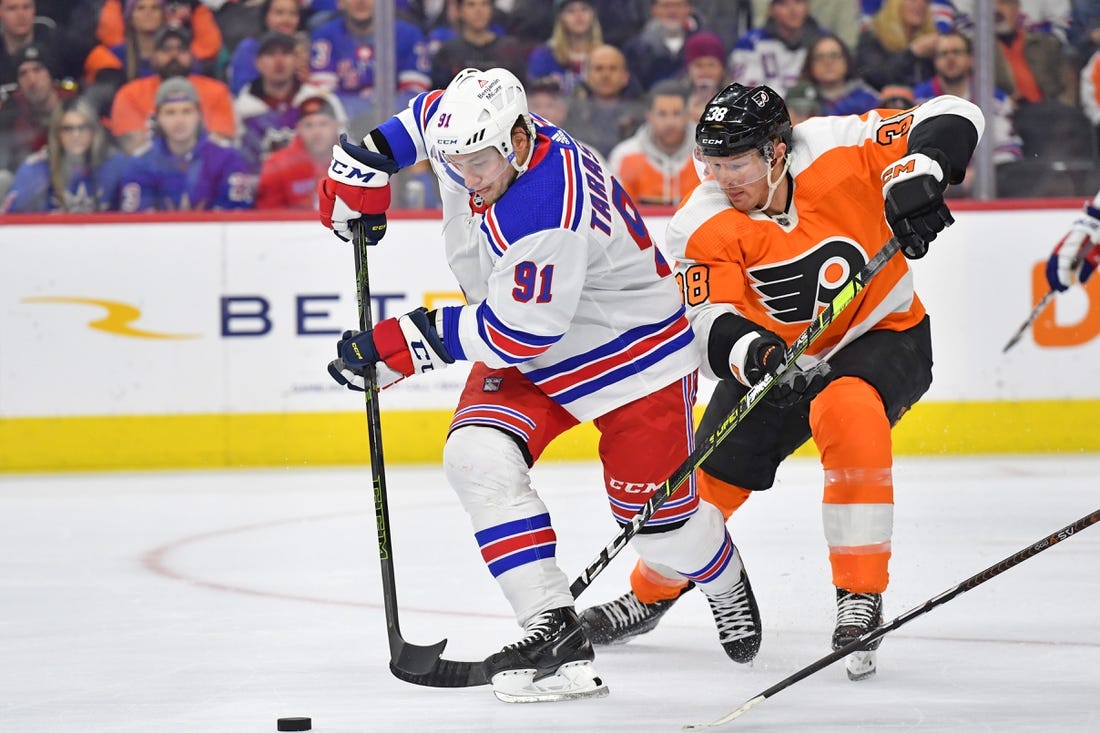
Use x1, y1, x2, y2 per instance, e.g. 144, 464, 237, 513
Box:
832, 588, 883, 681
579, 582, 695, 645
705, 567, 762, 664
484, 607, 609, 703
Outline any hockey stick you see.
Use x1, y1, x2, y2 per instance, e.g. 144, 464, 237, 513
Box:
1002, 289, 1055, 353
568, 235, 903, 598
683, 507, 1100, 730
389, 236, 903, 689
1002, 247, 1090, 353
350, 223, 478, 685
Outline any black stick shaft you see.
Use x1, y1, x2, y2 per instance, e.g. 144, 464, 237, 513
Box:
353, 225, 448, 676
687, 508, 1100, 729
570, 237, 902, 598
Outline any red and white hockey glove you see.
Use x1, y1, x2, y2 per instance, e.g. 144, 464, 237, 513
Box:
318, 134, 399, 243
882, 151, 954, 260
1045, 201, 1100, 292
327, 308, 455, 392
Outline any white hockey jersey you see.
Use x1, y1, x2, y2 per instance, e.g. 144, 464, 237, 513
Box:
375, 91, 699, 421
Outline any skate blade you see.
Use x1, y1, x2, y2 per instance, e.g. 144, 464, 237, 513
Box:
491, 660, 609, 703
845, 650, 877, 681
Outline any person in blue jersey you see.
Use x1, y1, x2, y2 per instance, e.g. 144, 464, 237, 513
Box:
800, 34, 880, 117
118, 77, 255, 211
316, 67, 825, 703
307, 0, 430, 123
227, 0, 305, 96
3, 97, 127, 213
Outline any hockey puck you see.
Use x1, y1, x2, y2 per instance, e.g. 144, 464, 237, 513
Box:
277, 717, 311, 731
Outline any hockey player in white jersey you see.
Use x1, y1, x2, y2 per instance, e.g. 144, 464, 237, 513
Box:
316, 68, 802, 702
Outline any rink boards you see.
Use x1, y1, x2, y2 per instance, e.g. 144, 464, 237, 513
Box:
2, 204, 1099, 471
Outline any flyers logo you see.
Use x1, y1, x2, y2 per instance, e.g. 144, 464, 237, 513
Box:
748, 240, 867, 324
22, 297, 199, 339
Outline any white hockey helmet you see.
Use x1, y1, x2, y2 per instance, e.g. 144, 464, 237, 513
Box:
428, 67, 536, 175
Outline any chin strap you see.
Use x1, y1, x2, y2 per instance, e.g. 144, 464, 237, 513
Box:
754, 149, 792, 215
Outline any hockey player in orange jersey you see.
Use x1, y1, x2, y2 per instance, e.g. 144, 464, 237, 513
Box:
579, 82, 984, 680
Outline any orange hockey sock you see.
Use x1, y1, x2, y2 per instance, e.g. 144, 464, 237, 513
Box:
810, 377, 894, 594
697, 470, 753, 522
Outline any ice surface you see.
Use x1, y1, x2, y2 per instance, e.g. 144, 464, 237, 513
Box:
2, 455, 1097, 732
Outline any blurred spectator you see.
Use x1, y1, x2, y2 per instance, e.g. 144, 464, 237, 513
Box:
877, 82, 914, 108
563, 43, 645, 157
801, 33, 878, 115
784, 79, 823, 123
118, 76, 254, 211
954, 0, 1071, 47
256, 93, 342, 209
109, 26, 237, 154
1083, 49, 1099, 133
0, 0, 60, 88
995, 0, 1071, 105
855, 0, 937, 90
608, 79, 699, 206
588, 0, 649, 49
680, 30, 727, 122
0, 43, 75, 175
309, 0, 430, 124
807, 0, 861, 49
2, 98, 127, 213
693, 0, 754, 51
731, 0, 826, 97
526, 0, 601, 95
624, 0, 701, 91
391, 159, 443, 209
430, 0, 526, 88
235, 31, 332, 171
913, 31, 1022, 164
227, 0, 304, 95
84, 0, 170, 86
860, 0, 954, 34
23, 0, 100, 80
1068, 0, 1100, 63
428, 0, 508, 55
96, 0, 223, 77
527, 76, 569, 126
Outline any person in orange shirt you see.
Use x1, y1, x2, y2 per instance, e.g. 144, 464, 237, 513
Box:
580, 83, 984, 680
608, 79, 700, 206
255, 93, 345, 209
95, 0, 222, 76
109, 26, 236, 153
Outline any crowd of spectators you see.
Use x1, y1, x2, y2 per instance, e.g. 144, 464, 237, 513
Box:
0, 0, 1098, 214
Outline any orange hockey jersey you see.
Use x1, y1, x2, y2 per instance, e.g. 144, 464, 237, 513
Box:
665, 96, 984, 380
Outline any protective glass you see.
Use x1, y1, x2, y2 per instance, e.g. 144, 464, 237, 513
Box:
440, 146, 513, 193
694, 145, 772, 189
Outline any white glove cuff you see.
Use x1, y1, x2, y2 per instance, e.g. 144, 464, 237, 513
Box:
396, 314, 449, 376
328, 144, 392, 188
881, 153, 945, 197
728, 331, 762, 387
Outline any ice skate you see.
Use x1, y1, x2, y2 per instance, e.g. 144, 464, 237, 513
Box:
705, 567, 762, 663
832, 588, 883, 681
579, 582, 695, 645
484, 607, 609, 703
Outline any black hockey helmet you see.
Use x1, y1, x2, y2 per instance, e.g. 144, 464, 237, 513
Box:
695, 83, 792, 157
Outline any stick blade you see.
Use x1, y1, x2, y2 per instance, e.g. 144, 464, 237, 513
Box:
683, 695, 765, 730
389, 656, 488, 688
